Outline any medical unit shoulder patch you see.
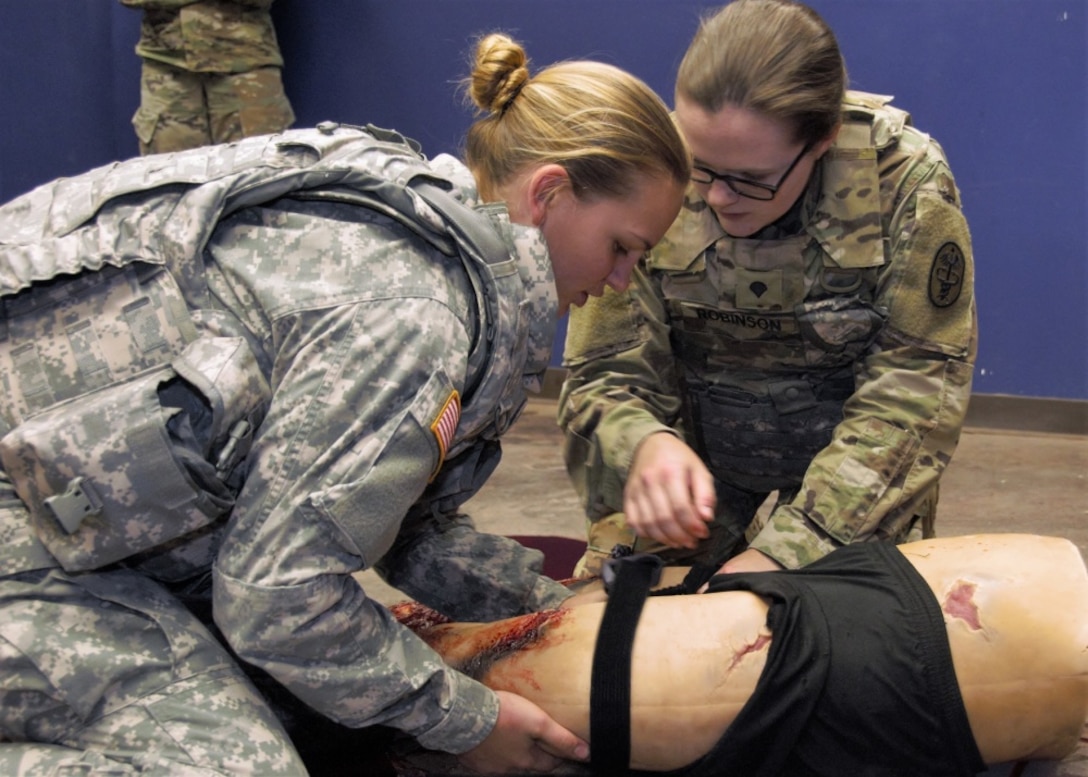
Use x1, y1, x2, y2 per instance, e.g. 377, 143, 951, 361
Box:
928, 241, 965, 308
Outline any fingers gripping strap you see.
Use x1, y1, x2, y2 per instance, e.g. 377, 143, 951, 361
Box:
590, 554, 662, 775
650, 521, 748, 598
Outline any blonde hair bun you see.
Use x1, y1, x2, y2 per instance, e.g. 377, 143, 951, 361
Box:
469, 33, 531, 116
463, 31, 690, 202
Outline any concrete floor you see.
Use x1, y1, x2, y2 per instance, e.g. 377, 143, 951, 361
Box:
355, 396, 1088, 777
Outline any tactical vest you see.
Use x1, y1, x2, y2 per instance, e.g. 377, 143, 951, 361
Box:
0, 122, 523, 574
646, 93, 908, 493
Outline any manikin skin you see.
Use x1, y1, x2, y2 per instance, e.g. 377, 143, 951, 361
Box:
396, 534, 1088, 771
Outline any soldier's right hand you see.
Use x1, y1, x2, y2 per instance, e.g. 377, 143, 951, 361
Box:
624, 432, 716, 549
457, 690, 589, 775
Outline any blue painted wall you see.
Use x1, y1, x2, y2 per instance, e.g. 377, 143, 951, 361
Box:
0, 1, 1084, 400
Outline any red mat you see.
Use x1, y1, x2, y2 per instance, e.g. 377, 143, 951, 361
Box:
508, 535, 586, 581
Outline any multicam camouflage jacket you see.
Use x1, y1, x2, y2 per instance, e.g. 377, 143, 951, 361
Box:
120, 0, 284, 73
560, 91, 977, 569
0, 123, 568, 754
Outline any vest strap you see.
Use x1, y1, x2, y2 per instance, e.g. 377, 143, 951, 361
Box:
412, 182, 510, 266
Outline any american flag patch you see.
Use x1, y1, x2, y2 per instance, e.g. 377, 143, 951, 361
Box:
430, 390, 460, 477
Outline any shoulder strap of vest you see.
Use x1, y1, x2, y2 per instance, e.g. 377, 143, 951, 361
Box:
411, 182, 509, 267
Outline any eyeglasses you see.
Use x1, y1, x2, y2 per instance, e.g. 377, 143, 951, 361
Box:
690, 141, 814, 201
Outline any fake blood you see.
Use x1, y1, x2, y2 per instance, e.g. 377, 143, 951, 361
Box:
460, 609, 568, 682
726, 632, 772, 672
390, 601, 452, 632
943, 580, 983, 630
391, 602, 568, 683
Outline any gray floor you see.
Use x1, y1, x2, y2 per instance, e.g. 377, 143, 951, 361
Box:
361, 396, 1088, 776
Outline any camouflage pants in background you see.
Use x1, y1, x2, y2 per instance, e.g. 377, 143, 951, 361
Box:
0, 566, 307, 775
132, 59, 295, 156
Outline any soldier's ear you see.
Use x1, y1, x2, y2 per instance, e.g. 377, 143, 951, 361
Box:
527, 164, 570, 226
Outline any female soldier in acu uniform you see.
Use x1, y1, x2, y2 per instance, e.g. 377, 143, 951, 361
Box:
560, 0, 977, 576
0, 34, 688, 775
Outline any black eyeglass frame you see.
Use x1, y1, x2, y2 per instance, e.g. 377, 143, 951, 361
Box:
690, 140, 815, 201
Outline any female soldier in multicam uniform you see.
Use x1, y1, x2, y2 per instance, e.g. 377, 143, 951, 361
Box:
0, 34, 688, 775
560, 0, 977, 577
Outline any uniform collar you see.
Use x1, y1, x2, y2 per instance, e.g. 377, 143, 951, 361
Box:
805, 122, 885, 269
647, 189, 724, 272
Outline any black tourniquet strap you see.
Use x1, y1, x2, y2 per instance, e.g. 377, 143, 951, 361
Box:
649, 519, 748, 598
590, 553, 664, 775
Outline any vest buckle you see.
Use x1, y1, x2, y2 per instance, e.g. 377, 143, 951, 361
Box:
44, 476, 103, 534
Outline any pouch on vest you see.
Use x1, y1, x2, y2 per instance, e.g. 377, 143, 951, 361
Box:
0, 334, 269, 573
795, 294, 887, 358
684, 371, 855, 493
0, 263, 196, 426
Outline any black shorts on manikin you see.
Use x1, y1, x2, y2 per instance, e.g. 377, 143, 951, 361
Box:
650, 542, 985, 777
